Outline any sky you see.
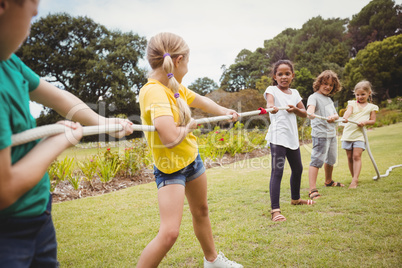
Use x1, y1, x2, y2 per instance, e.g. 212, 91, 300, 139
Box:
29, 0, 402, 117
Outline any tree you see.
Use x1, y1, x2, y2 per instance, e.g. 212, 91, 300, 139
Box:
16, 13, 147, 125
342, 34, 402, 104
263, 28, 297, 64
292, 68, 315, 100
220, 49, 254, 92
219, 16, 351, 92
219, 48, 271, 92
347, 0, 402, 52
255, 76, 271, 93
289, 16, 350, 75
188, 77, 218, 96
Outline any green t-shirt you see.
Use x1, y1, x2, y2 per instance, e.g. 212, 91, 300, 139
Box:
0, 54, 50, 218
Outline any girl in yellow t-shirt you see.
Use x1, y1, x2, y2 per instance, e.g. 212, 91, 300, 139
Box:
138, 32, 243, 268
341, 81, 379, 189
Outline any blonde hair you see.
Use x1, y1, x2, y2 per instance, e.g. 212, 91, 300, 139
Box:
313, 70, 342, 96
354, 80, 374, 102
146, 32, 191, 126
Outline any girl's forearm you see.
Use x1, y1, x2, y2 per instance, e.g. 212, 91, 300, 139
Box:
295, 108, 307, 118
364, 119, 376, 126
202, 98, 227, 115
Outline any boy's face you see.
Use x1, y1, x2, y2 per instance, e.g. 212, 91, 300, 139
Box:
318, 78, 334, 96
0, 0, 39, 60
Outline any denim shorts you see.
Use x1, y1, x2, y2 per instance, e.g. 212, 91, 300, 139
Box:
0, 194, 59, 268
310, 137, 337, 168
342, 140, 366, 150
154, 153, 206, 189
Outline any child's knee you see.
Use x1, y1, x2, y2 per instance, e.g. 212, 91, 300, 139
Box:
191, 204, 209, 219
352, 154, 361, 162
159, 228, 180, 247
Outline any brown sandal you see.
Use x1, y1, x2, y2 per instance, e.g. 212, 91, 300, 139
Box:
325, 180, 344, 187
291, 199, 315, 205
309, 189, 321, 200
271, 209, 286, 222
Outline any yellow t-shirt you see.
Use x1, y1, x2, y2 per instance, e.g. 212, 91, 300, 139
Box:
341, 101, 379, 142
139, 78, 198, 173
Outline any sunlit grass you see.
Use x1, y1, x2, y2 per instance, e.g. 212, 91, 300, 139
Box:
53, 123, 402, 267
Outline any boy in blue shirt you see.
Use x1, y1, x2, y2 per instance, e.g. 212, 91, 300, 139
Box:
0, 1, 133, 266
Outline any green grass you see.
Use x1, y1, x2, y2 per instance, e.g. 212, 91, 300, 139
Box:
53, 123, 402, 267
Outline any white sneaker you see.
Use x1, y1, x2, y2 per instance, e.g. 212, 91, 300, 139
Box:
204, 251, 243, 268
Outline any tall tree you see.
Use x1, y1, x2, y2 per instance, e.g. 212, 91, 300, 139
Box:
292, 68, 315, 101
263, 28, 297, 64
220, 48, 270, 92
16, 13, 147, 124
347, 0, 402, 53
289, 16, 350, 75
342, 34, 402, 104
219, 16, 350, 92
188, 77, 218, 96
220, 49, 254, 92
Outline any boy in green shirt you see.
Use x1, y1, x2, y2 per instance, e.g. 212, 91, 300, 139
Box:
0, 1, 133, 266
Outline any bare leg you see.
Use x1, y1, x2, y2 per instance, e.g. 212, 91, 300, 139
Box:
308, 166, 319, 192
324, 163, 334, 185
350, 148, 364, 189
185, 173, 217, 262
346, 150, 354, 178
136, 185, 185, 268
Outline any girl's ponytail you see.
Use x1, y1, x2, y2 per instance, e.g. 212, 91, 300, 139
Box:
147, 33, 192, 126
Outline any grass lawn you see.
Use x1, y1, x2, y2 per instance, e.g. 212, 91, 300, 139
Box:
53, 123, 402, 267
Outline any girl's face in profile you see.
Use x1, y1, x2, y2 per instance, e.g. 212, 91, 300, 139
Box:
174, 55, 189, 84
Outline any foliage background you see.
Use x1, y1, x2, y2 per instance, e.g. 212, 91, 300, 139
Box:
16, 0, 402, 136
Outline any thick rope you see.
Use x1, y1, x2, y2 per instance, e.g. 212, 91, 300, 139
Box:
307, 112, 401, 180
12, 107, 286, 147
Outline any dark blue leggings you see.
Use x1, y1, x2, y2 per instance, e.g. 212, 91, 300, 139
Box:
270, 143, 303, 210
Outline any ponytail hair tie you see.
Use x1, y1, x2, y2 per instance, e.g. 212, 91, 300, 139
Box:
167, 73, 174, 79
163, 53, 170, 58
174, 93, 180, 98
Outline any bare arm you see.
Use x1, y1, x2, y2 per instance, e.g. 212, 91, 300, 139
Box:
266, 93, 279, 114
287, 101, 307, 118
30, 80, 133, 137
342, 105, 353, 123
153, 116, 196, 149
306, 105, 316, 119
190, 94, 238, 121
1, 79, 135, 210
155, 94, 239, 149
326, 112, 339, 123
358, 110, 376, 127
0, 121, 82, 210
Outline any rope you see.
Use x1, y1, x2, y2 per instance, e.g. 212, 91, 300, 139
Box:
12, 107, 284, 147
307, 112, 401, 180
13, 108, 400, 179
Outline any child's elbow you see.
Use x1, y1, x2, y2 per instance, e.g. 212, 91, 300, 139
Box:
161, 137, 181, 149
164, 142, 178, 149
0, 191, 15, 211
